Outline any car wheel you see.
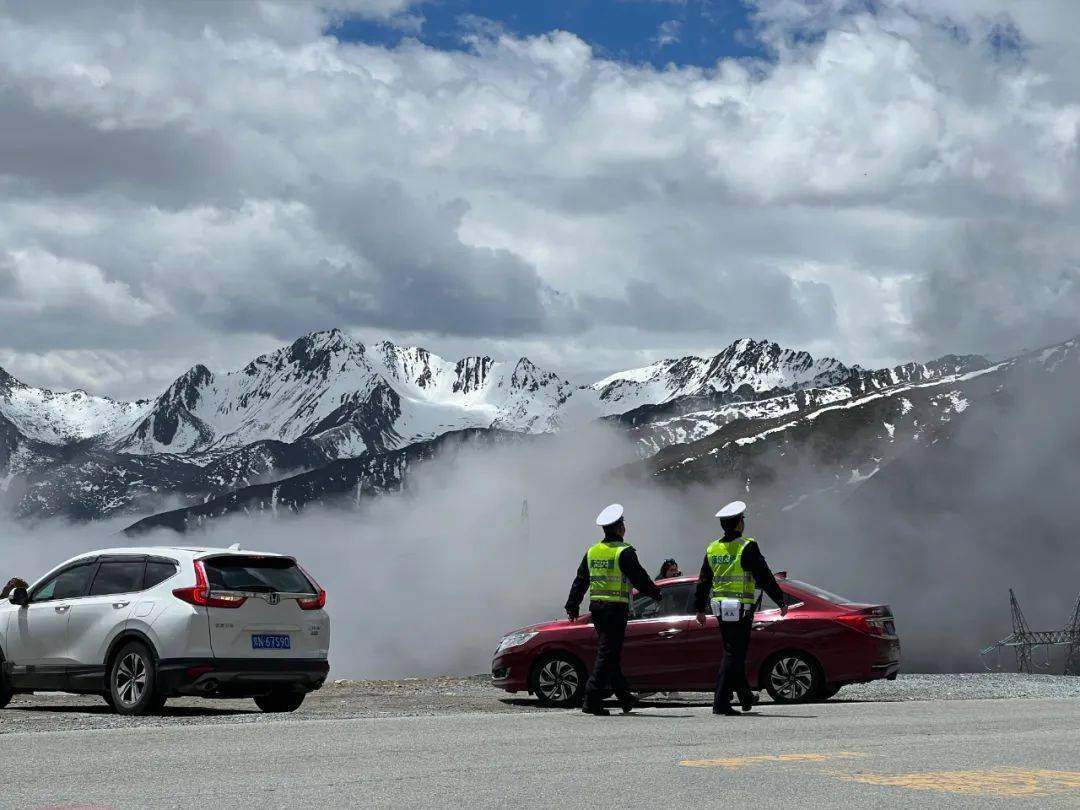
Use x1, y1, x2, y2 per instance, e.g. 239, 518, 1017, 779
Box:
763, 652, 823, 704
530, 653, 586, 708
254, 690, 306, 713
109, 641, 163, 716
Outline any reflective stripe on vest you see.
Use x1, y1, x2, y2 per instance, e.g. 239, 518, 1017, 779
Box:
706, 536, 755, 605
587, 541, 632, 604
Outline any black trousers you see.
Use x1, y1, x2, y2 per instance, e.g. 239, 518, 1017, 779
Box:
584, 601, 633, 707
714, 614, 753, 709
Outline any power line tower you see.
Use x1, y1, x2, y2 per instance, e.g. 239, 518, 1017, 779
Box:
1064, 592, 1080, 676
982, 589, 1080, 674
1009, 589, 1034, 673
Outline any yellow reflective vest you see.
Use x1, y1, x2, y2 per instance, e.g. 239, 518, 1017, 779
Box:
706, 536, 756, 605
587, 540, 632, 604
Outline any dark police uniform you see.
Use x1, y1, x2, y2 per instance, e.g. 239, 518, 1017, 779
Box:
565, 537, 661, 713
693, 529, 785, 713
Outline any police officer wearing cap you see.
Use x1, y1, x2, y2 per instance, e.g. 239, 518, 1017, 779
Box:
694, 500, 787, 715
565, 504, 663, 715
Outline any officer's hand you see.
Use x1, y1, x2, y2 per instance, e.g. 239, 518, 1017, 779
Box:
566, 610, 578, 623
696, 613, 707, 626
779, 604, 789, 617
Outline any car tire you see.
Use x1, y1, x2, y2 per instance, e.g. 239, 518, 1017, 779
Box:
763, 651, 824, 704
530, 652, 586, 708
109, 641, 163, 716
254, 690, 306, 713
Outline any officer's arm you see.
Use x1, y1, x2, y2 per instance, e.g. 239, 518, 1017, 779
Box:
693, 555, 712, 614
742, 542, 786, 608
565, 554, 590, 618
619, 549, 662, 601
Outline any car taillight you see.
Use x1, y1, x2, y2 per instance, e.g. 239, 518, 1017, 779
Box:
172, 560, 246, 609
836, 606, 892, 636
296, 563, 326, 610
297, 590, 326, 611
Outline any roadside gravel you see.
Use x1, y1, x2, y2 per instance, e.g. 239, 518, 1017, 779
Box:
1, 673, 1077, 735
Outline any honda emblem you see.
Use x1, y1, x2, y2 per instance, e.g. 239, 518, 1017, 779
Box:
267, 593, 280, 606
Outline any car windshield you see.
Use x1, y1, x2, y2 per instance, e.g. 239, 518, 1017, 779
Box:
785, 579, 854, 605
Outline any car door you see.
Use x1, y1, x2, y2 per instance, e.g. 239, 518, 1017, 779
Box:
65, 557, 143, 690
5, 561, 96, 690
621, 583, 698, 689
679, 589, 802, 690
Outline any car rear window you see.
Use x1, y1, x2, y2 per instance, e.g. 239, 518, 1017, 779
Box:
786, 579, 853, 605
202, 555, 313, 593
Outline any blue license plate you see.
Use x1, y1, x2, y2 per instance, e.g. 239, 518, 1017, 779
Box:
252, 634, 291, 650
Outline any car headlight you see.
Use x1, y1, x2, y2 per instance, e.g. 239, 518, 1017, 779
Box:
496, 631, 538, 654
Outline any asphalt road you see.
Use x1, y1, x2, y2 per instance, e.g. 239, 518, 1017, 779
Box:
4, 696, 1079, 809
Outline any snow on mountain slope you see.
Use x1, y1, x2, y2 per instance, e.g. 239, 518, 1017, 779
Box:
592, 339, 857, 416
0, 367, 150, 444
113, 330, 577, 457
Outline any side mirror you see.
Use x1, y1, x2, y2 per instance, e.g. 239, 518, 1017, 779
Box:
9, 587, 28, 607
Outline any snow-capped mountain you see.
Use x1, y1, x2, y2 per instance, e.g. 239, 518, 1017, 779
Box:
113, 330, 575, 458
0, 367, 149, 445
592, 339, 855, 416
1, 327, 1069, 524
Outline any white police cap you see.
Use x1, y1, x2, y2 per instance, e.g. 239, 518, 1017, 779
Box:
595, 503, 624, 527
715, 500, 746, 520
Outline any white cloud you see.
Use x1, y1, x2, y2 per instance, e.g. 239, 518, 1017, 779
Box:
0, 0, 1077, 398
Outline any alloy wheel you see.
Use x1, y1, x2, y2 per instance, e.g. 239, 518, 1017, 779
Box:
537, 659, 580, 703
769, 655, 814, 701
116, 652, 148, 707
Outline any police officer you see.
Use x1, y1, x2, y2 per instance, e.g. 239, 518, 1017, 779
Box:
693, 500, 787, 715
565, 504, 663, 716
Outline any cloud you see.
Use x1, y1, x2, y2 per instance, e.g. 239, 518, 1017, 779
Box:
655, 19, 683, 48
0, 0, 1078, 397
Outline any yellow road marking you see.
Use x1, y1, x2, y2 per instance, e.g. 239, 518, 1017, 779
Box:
837, 768, 1080, 798
681, 752, 865, 769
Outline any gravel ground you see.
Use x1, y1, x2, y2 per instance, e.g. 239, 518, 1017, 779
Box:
1, 673, 1078, 735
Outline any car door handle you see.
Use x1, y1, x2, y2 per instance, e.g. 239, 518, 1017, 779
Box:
658, 628, 683, 637
112, 601, 130, 609
752, 622, 768, 630
54, 605, 70, 614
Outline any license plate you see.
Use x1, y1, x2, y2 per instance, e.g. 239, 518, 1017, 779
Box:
884, 621, 896, 635
252, 633, 291, 650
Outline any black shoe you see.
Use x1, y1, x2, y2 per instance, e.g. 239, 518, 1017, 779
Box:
619, 695, 641, 714
738, 691, 756, 712
582, 704, 610, 716
712, 705, 738, 716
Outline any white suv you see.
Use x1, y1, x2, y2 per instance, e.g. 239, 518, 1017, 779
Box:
0, 546, 331, 715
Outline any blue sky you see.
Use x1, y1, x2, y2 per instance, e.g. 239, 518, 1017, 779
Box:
332, 0, 765, 68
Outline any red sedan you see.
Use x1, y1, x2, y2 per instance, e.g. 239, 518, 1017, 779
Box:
491, 574, 900, 706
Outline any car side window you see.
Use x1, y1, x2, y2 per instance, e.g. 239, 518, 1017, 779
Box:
657, 583, 695, 617
89, 560, 146, 596
30, 563, 94, 603
630, 592, 658, 620
630, 583, 695, 620
144, 561, 178, 588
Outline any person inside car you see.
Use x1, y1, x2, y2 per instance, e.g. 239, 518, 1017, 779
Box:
656, 559, 681, 580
